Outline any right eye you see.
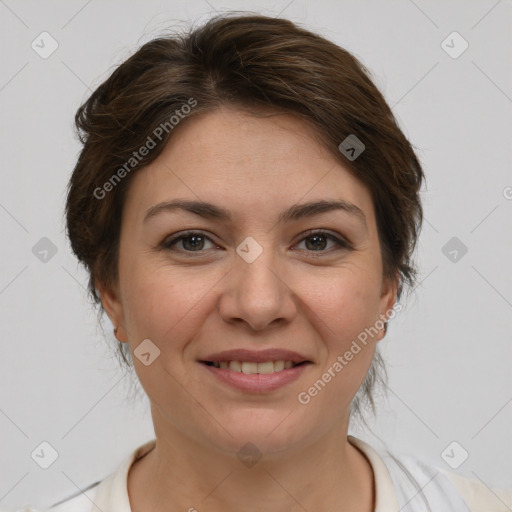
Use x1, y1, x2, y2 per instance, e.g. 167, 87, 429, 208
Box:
161, 231, 219, 254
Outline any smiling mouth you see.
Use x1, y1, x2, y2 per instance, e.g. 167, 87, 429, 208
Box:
200, 360, 311, 374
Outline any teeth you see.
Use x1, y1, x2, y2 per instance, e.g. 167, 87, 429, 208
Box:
213, 360, 298, 373
257, 361, 274, 374
229, 361, 242, 372
241, 362, 258, 374
274, 360, 285, 371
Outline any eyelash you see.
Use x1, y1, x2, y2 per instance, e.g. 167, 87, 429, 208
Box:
160, 229, 352, 256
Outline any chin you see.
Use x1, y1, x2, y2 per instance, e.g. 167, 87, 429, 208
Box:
206, 411, 310, 459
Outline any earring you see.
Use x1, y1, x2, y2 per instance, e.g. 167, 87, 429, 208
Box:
383, 321, 388, 335
114, 326, 118, 335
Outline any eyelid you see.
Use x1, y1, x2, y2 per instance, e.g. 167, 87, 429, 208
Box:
298, 228, 351, 246
161, 230, 220, 252
160, 229, 352, 254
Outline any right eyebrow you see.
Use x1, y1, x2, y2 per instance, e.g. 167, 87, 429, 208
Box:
144, 200, 232, 223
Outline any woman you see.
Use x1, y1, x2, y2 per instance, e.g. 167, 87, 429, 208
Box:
28, 12, 510, 512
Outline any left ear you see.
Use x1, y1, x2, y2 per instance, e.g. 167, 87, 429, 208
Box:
376, 271, 399, 342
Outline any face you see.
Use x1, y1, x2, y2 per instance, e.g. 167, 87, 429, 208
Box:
99, 107, 397, 457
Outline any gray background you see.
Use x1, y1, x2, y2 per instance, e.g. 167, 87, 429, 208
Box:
1, 0, 511, 509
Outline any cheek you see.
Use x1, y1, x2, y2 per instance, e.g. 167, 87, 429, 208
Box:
120, 260, 223, 344
118, 266, 210, 401
295, 270, 381, 413
304, 263, 383, 340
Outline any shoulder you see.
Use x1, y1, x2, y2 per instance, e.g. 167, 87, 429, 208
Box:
382, 451, 512, 512
15, 481, 100, 512
45, 482, 100, 511
349, 436, 511, 512
441, 467, 512, 512
45, 481, 100, 511
20, 439, 156, 512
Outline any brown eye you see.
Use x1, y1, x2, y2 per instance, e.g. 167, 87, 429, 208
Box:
162, 231, 216, 253
294, 230, 351, 253
304, 234, 329, 251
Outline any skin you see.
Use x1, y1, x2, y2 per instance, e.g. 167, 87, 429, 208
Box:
98, 107, 397, 512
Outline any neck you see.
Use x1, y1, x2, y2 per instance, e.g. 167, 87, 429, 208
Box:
128, 415, 375, 512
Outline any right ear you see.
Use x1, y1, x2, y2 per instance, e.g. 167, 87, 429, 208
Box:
95, 278, 128, 342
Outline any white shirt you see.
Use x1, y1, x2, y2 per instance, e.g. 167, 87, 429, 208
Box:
18, 436, 512, 512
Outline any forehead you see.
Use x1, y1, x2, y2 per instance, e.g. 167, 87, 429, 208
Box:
122, 108, 375, 226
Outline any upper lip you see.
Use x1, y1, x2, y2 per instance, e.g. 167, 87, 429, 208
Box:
200, 348, 312, 364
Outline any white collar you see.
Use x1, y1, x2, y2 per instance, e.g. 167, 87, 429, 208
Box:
348, 435, 400, 511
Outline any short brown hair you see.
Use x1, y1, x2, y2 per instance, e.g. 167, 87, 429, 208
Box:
65, 13, 424, 418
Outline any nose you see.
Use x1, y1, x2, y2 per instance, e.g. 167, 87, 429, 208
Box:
218, 245, 297, 332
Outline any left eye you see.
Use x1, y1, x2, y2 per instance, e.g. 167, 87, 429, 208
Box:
161, 231, 348, 254
294, 232, 347, 252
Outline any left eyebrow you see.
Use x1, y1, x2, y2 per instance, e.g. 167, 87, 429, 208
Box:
277, 199, 367, 228
143, 199, 367, 229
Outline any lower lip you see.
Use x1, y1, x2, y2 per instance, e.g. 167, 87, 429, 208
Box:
199, 362, 311, 393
